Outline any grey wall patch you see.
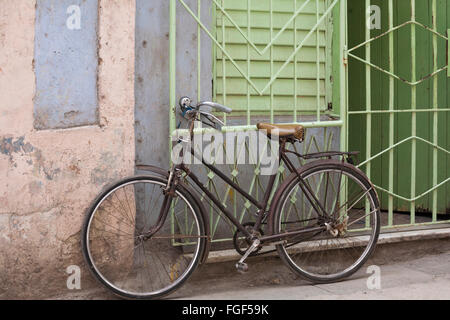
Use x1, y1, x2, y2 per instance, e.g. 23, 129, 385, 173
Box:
34, 0, 99, 130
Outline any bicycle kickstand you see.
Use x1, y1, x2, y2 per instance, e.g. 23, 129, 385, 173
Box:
235, 239, 260, 273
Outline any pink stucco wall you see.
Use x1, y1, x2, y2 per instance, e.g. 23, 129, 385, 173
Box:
0, 0, 136, 298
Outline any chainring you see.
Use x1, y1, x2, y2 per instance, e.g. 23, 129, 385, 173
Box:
232, 222, 264, 256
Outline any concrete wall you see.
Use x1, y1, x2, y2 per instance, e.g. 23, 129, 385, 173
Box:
0, 0, 136, 298
135, 0, 212, 169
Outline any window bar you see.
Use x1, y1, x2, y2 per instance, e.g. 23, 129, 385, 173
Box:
294, 0, 298, 123
316, 0, 321, 122
431, 0, 438, 222
169, 0, 176, 137
169, 0, 177, 241
212, 0, 217, 103
365, 0, 372, 226
339, 0, 348, 219
270, 0, 274, 123
325, 0, 332, 117
196, 0, 202, 131
197, 0, 201, 102
247, 0, 251, 125
388, 0, 394, 227
221, 0, 227, 125
410, 0, 416, 224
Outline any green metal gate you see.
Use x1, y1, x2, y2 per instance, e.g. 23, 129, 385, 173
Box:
168, 0, 449, 242
169, 0, 346, 242
347, 0, 450, 229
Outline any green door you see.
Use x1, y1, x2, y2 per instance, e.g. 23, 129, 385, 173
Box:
347, 0, 450, 223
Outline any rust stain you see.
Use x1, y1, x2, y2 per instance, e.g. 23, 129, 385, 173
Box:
68, 164, 81, 175
64, 110, 81, 120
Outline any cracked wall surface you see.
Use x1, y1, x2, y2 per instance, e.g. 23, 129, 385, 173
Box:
0, 0, 136, 298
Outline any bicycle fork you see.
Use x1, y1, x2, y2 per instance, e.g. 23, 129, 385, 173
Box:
143, 170, 177, 240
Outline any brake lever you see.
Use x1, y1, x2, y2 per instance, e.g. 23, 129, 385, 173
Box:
198, 111, 225, 127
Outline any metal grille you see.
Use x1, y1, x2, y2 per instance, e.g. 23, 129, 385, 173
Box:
169, 0, 346, 242
213, 0, 328, 119
347, 0, 450, 229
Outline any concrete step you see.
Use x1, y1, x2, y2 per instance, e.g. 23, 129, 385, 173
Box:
206, 227, 450, 263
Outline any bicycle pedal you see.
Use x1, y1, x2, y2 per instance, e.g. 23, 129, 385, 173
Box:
235, 262, 249, 273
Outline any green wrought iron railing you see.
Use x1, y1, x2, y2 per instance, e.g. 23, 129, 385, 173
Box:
168, 0, 449, 244
347, 0, 450, 229
169, 0, 347, 242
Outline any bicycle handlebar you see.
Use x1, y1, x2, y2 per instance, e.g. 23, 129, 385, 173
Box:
196, 101, 232, 114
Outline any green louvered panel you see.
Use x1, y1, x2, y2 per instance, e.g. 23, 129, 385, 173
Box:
214, 0, 330, 115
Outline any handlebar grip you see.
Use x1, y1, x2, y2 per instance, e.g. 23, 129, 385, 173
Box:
197, 101, 232, 114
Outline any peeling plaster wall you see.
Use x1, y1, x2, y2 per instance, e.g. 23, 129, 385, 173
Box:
0, 0, 136, 298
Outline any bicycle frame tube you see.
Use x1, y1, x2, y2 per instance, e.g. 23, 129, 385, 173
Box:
178, 138, 327, 240
180, 142, 280, 239
280, 151, 329, 219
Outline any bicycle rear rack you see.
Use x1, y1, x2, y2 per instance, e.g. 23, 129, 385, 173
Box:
284, 150, 360, 165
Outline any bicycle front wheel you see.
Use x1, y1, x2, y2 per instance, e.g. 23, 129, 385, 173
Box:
81, 176, 207, 299
273, 161, 380, 283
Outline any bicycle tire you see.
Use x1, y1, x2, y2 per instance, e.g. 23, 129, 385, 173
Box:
81, 175, 207, 299
272, 160, 380, 283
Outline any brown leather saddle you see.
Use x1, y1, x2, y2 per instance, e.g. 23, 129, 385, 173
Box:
257, 123, 305, 142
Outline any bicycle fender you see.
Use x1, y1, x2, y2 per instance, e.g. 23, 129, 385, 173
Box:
136, 164, 170, 177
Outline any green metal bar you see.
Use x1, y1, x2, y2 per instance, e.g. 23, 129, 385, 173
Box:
173, 120, 344, 136
270, 0, 274, 123
169, 0, 177, 138
347, 52, 448, 86
197, 0, 202, 103
365, 0, 372, 228
294, 0, 298, 123
348, 20, 448, 53
388, 0, 394, 227
380, 220, 450, 231
432, 0, 438, 222
339, 0, 348, 220
373, 177, 450, 202
316, 0, 321, 122
221, 0, 227, 124
169, 0, 177, 241
357, 135, 450, 168
349, 108, 450, 114
340, 0, 347, 153
325, 0, 332, 116
448, 29, 450, 78
247, 0, 251, 125
410, 0, 416, 224
212, 0, 217, 103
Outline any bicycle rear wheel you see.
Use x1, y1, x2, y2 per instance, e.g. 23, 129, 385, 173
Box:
81, 176, 207, 299
273, 161, 380, 283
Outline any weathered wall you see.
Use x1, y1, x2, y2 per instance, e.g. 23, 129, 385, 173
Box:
0, 0, 135, 298
135, 0, 212, 169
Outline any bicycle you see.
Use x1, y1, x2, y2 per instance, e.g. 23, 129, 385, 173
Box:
81, 97, 381, 299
